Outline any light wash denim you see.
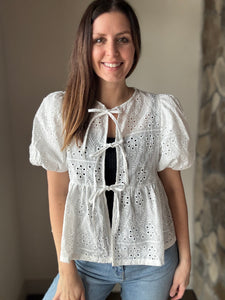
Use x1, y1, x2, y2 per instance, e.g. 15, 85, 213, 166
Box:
43, 243, 178, 300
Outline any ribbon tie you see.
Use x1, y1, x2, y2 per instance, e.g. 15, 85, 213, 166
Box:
89, 184, 125, 233
82, 105, 130, 232
81, 107, 122, 149
90, 139, 123, 158
90, 183, 125, 207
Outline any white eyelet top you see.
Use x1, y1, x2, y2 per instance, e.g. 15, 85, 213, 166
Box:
29, 89, 194, 266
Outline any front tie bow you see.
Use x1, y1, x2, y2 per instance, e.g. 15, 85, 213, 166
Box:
83, 107, 123, 147
81, 106, 129, 186
89, 184, 125, 234
90, 139, 123, 158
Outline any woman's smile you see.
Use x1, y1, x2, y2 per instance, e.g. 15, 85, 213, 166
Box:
102, 62, 123, 68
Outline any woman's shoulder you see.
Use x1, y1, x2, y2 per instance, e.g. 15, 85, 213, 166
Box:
36, 91, 65, 119
137, 89, 183, 112
41, 91, 65, 109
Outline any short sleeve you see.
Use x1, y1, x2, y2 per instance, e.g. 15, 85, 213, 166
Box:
29, 91, 68, 172
157, 94, 194, 172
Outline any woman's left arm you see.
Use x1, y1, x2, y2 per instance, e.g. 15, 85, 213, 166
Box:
158, 168, 191, 300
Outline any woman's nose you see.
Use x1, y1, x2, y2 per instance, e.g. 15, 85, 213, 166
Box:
106, 41, 119, 57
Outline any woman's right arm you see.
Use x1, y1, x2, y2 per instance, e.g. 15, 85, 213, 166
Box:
47, 170, 85, 300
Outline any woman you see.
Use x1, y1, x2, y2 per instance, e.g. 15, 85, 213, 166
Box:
30, 0, 194, 299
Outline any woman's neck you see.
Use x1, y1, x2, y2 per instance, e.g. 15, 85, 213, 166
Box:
97, 81, 133, 109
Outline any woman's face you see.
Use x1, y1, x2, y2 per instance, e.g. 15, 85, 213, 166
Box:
92, 11, 135, 85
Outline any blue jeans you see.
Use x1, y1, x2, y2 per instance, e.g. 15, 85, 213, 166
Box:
43, 243, 178, 300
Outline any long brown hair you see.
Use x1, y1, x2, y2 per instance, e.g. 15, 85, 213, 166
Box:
62, 0, 141, 148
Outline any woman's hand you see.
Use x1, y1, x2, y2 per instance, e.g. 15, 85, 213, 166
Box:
53, 262, 85, 300
169, 259, 191, 300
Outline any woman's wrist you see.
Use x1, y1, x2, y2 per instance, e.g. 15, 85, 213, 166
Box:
179, 252, 191, 270
177, 243, 191, 265
58, 260, 77, 276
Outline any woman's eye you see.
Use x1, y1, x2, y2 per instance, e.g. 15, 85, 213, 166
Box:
93, 38, 104, 44
118, 37, 129, 43
93, 36, 130, 45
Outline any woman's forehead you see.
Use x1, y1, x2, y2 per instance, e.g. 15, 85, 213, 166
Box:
92, 11, 131, 35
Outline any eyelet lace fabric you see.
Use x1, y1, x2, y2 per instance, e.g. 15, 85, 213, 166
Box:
29, 89, 194, 266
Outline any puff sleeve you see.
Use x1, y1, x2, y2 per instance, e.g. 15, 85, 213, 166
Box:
29, 91, 68, 172
157, 94, 194, 172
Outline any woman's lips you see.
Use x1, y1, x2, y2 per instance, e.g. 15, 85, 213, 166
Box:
102, 62, 123, 68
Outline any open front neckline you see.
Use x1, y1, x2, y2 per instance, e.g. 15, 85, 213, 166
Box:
96, 88, 137, 110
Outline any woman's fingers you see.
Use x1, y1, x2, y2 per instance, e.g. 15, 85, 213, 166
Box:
170, 283, 186, 300
52, 274, 85, 300
81, 293, 86, 300
169, 261, 190, 300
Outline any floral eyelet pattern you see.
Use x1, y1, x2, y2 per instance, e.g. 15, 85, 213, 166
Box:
30, 89, 194, 266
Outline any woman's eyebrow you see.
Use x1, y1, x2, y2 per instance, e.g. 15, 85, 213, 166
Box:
116, 31, 132, 36
92, 30, 131, 36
